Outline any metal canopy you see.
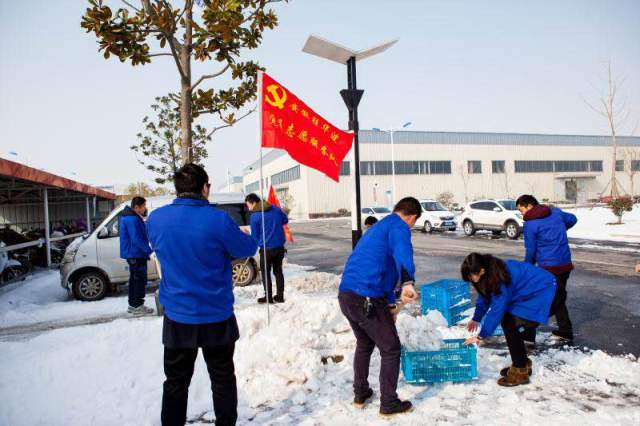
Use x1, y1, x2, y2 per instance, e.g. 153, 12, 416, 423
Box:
302, 35, 398, 65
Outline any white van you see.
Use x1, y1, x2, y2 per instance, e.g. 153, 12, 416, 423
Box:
60, 193, 260, 301
414, 199, 457, 233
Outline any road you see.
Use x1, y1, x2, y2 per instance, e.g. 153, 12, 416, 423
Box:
286, 219, 640, 356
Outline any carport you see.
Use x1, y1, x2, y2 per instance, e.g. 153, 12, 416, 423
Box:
0, 158, 115, 266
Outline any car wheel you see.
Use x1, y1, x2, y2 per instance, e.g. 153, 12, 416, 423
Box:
492, 230, 502, 236
463, 220, 476, 236
423, 221, 433, 233
505, 221, 520, 240
1, 265, 26, 282
72, 271, 108, 301
232, 259, 257, 287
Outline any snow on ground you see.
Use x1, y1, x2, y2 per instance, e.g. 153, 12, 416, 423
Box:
1, 266, 639, 425
566, 205, 640, 243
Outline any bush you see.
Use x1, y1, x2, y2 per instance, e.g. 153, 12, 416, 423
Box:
337, 208, 349, 216
607, 196, 633, 224
436, 191, 455, 211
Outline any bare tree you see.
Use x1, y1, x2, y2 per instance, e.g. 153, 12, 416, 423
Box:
584, 62, 632, 198
458, 164, 470, 203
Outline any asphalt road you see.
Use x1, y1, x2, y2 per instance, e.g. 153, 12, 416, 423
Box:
286, 219, 640, 356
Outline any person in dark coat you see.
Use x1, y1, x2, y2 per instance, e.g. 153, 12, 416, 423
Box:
119, 196, 153, 315
463, 253, 556, 386
245, 193, 289, 304
147, 164, 258, 426
338, 197, 420, 417
516, 194, 578, 341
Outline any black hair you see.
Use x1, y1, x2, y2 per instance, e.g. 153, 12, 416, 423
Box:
516, 194, 539, 208
460, 253, 511, 298
174, 163, 209, 195
245, 193, 261, 204
393, 197, 422, 218
364, 216, 378, 226
131, 196, 146, 208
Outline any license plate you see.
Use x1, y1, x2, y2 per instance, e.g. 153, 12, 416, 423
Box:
443, 221, 454, 226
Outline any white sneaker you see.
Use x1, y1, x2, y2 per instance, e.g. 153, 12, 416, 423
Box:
127, 305, 154, 316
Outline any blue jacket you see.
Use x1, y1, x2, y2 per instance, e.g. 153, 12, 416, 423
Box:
472, 260, 556, 338
523, 205, 577, 272
339, 213, 415, 303
250, 203, 289, 249
119, 206, 152, 260
146, 198, 258, 324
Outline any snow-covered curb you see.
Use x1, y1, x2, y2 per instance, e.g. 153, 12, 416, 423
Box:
1, 267, 639, 425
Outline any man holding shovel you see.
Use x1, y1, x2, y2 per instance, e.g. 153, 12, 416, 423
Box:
338, 197, 421, 417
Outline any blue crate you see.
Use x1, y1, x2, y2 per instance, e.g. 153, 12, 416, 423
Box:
421, 279, 472, 325
401, 339, 478, 385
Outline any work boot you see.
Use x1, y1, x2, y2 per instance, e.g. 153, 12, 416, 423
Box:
127, 305, 154, 316
352, 388, 373, 409
257, 296, 274, 304
273, 294, 285, 304
551, 330, 574, 341
500, 358, 532, 377
379, 400, 413, 417
497, 367, 530, 387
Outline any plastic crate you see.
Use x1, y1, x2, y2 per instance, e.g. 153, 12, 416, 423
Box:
420, 279, 472, 325
401, 339, 478, 384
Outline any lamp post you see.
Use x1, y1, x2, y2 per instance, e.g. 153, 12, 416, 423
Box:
373, 122, 411, 205
302, 35, 398, 248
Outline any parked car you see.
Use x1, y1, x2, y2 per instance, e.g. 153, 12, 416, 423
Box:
60, 193, 260, 301
361, 206, 391, 225
415, 199, 456, 233
459, 199, 523, 239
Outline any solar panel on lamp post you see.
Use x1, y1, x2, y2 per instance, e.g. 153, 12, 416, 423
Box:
302, 35, 398, 248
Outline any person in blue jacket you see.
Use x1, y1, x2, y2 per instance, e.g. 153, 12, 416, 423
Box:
245, 193, 289, 304
463, 253, 556, 387
338, 197, 420, 417
146, 164, 258, 426
119, 196, 153, 315
517, 194, 578, 341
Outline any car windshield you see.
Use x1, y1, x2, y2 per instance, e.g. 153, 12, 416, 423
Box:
214, 203, 249, 226
371, 207, 391, 214
498, 200, 517, 211
421, 202, 447, 211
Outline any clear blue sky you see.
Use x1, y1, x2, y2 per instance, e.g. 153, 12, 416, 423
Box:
1, 0, 639, 190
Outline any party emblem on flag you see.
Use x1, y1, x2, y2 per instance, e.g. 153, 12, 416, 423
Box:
260, 72, 354, 182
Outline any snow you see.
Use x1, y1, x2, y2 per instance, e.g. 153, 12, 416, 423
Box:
567, 205, 640, 243
1, 266, 640, 425
396, 310, 447, 351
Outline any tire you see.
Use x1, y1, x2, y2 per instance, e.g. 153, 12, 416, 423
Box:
2, 266, 26, 282
505, 221, 521, 240
492, 230, 502, 236
423, 221, 433, 233
72, 271, 108, 301
232, 259, 257, 287
463, 220, 476, 236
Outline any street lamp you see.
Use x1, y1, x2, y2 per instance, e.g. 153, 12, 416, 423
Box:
302, 35, 398, 248
373, 122, 411, 205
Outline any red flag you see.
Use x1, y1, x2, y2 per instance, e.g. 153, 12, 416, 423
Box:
260, 72, 353, 182
268, 186, 294, 242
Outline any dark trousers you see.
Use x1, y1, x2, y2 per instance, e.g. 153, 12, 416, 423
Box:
259, 247, 285, 299
161, 343, 237, 426
127, 258, 147, 308
501, 312, 538, 368
550, 271, 573, 334
338, 291, 401, 410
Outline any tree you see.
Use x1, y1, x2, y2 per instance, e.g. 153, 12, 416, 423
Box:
118, 182, 172, 203
607, 196, 633, 224
457, 164, 470, 203
131, 95, 211, 184
436, 191, 455, 211
81, 0, 282, 164
584, 63, 632, 198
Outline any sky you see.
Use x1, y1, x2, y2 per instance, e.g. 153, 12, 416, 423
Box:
1, 0, 639, 191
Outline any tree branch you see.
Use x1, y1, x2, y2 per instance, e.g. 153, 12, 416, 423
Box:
206, 108, 255, 138
122, 0, 141, 12
141, 0, 186, 79
191, 64, 230, 91
149, 52, 173, 57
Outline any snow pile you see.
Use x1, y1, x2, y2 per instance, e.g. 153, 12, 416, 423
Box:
567, 205, 640, 242
2, 266, 640, 425
396, 310, 447, 351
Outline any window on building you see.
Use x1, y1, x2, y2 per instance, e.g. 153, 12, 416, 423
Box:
616, 160, 624, 172
555, 161, 588, 172
514, 161, 554, 173
245, 180, 260, 193
339, 161, 350, 176
467, 160, 482, 174
271, 165, 300, 186
492, 160, 505, 174
374, 161, 393, 175
514, 160, 602, 173
632, 160, 640, 171
429, 161, 451, 174
589, 161, 603, 172
394, 161, 420, 175
360, 161, 375, 176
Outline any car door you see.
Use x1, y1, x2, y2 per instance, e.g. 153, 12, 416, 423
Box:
467, 202, 485, 225
483, 201, 503, 228
96, 213, 129, 283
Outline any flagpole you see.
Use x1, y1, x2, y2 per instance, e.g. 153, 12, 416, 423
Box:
257, 70, 270, 326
